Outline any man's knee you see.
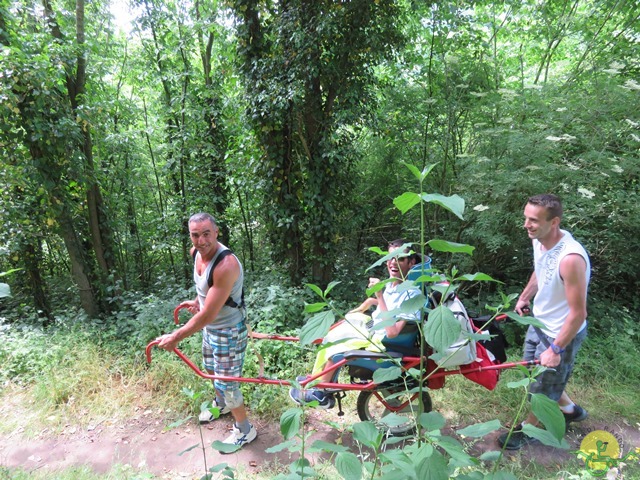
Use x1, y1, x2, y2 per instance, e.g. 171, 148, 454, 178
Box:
222, 388, 244, 409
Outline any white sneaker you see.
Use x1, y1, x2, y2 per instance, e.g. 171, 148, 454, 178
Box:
221, 423, 257, 449
198, 400, 231, 423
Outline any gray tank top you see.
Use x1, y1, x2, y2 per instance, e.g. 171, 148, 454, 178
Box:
194, 243, 244, 329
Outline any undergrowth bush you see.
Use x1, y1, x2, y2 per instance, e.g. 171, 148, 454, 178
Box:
97, 285, 193, 350
244, 272, 311, 332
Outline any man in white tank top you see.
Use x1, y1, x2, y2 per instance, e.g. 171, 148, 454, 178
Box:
498, 194, 591, 450
157, 213, 256, 450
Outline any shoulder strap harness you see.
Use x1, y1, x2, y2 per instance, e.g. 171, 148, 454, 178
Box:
192, 249, 245, 309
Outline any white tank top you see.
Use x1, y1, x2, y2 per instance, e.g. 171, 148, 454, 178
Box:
532, 230, 590, 337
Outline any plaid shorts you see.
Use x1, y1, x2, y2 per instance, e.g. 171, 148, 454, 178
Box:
202, 322, 248, 392
523, 324, 587, 401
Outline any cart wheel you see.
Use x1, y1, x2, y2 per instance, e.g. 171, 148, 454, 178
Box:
356, 387, 432, 436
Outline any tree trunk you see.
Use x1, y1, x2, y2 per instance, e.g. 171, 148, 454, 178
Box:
58, 211, 100, 318
23, 238, 53, 324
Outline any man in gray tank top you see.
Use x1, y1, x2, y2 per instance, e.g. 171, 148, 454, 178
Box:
157, 212, 256, 450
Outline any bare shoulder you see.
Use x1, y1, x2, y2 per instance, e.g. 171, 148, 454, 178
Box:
560, 253, 587, 269
559, 253, 587, 282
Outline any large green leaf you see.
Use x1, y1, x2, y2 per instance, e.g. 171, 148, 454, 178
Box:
324, 280, 340, 296
434, 435, 477, 467
308, 440, 350, 454
506, 377, 534, 389
479, 451, 502, 462
402, 162, 439, 183
393, 192, 421, 214
427, 239, 475, 255
379, 412, 414, 427
378, 468, 415, 480
352, 421, 383, 449
415, 449, 449, 480
372, 366, 402, 384
211, 440, 240, 454
379, 450, 415, 478
0, 283, 10, 298
418, 411, 446, 431
299, 310, 335, 345
280, 408, 302, 440
503, 311, 547, 329
366, 244, 414, 271
289, 458, 316, 477
421, 193, 465, 220
305, 283, 323, 298
531, 393, 566, 441
335, 452, 362, 480
365, 278, 393, 296
404, 163, 422, 180
377, 293, 426, 322
522, 423, 570, 449
265, 438, 297, 453
456, 272, 502, 283
424, 305, 461, 352
0, 269, 21, 278
304, 302, 327, 313
456, 419, 502, 438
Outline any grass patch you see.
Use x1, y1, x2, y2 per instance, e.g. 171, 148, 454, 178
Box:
0, 464, 156, 479
2, 300, 640, 479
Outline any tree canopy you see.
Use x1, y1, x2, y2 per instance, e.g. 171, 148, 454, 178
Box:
1, 0, 638, 320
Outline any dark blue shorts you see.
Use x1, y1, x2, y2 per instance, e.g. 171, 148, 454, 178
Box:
523, 324, 587, 401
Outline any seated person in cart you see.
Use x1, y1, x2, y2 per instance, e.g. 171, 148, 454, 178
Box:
289, 239, 425, 408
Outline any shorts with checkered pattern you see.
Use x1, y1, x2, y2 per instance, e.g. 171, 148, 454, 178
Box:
202, 322, 248, 393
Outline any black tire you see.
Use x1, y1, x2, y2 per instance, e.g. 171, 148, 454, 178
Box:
356, 387, 433, 436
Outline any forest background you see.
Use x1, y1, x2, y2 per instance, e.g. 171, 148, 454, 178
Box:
2, 0, 639, 324
1, 0, 639, 477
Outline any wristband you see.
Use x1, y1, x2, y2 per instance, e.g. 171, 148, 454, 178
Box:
551, 343, 565, 354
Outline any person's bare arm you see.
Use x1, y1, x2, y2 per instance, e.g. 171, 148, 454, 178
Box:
158, 255, 239, 351
384, 319, 407, 338
516, 272, 538, 315
539, 254, 588, 367
349, 297, 378, 313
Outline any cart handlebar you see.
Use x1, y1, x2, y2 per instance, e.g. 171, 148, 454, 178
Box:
174, 304, 186, 325
145, 337, 540, 390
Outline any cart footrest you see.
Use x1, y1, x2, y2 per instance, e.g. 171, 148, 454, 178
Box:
342, 350, 403, 360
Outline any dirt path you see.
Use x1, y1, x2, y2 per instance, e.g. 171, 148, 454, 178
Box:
1, 408, 639, 479
0, 408, 354, 479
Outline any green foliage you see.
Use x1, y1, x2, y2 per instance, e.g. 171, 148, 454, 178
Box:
96, 285, 194, 350
1, 1, 639, 476
230, 0, 409, 284
0, 322, 61, 384
245, 273, 311, 333
456, 75, 640, 305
